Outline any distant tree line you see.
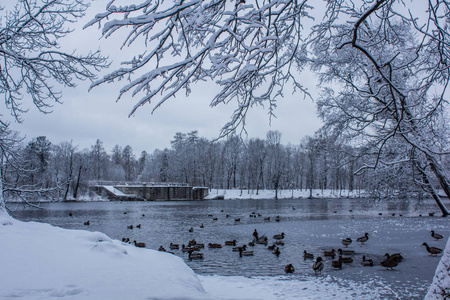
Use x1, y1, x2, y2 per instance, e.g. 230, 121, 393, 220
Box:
3, 128, 447, 203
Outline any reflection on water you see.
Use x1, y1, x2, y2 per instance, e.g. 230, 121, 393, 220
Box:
7, 197, 449, 299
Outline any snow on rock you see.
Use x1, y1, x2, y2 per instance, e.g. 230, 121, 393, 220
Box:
426, 236, 450, 299
0, 210, 205, 300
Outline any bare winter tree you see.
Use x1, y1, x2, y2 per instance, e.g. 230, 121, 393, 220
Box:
0, 0, 108, 208
312, 1, 450, 215
88, 0, 450, 215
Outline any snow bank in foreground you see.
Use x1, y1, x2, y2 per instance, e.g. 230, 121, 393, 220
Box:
205, 188, 366, 200
426, 237, 450, 299
0, 210, 205, 300
199, 274, 402, 299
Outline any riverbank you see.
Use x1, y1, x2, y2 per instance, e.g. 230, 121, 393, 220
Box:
205, 188, 367, 200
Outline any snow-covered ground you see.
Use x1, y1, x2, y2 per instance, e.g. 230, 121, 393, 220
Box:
1, 206, 449, 299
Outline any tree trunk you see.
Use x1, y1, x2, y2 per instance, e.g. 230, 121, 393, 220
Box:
416, 160, 449, 217
426, 154, 450, 201
73, 165, 83, 199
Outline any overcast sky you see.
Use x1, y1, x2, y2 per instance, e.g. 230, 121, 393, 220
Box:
6, 0, 322, 155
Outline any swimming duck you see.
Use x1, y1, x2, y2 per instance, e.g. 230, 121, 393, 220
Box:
242, 250, 254, 256
275, 215, 280, 222
267, 244, 276, 251
208, 243, 222, 248
337, 248, 355, 255
127, 225, 133, 229
273, 247, 281, 256
339, 255, 353, 263
312, 257, 324, 275
256, 236, 268, 245
380, 253, 399, 269
323, 249, 336, 258
133, 240, 146, 248
361, 255, 373, 266
422, 242, 443, 256
248, 241, 255, 247
284, 264, 295, 273
232, 245, 247, 252
273, 233, 285, 240
188, 227, 194, 232
274, 240, 284, 246
169, 243, 179, 250
357, 232, 369, 244
235, 218, 240, 222
341, 238, 352, 248
303, 250, 314, 259
158, 245, 166, 252
430, 230, 444, 241
263, 217, 270, 221
188, 251, 204, 260
84, 221, 90, 226
225, 240, 237, 246
200, 224, 204, 228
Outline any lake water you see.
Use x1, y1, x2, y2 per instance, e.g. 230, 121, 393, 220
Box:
7, 197, 449, 299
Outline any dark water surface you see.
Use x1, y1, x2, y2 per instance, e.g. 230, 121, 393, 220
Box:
7, 197, 449, 299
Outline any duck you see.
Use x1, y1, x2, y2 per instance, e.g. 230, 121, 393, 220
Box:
275, 215, 280, 222
422, 242, 443, 256
248, 241, 255, 247
188, 227, 194, 232
256, 236, 268, 245
127, 225, 133, 229
267, 244, 276, 251
136, 224, 141, 229
188, 251, 204, 260
208, 243, 222, 248
69, 212, 73, 217
284, 264, 295, 273
264, 217, 270, 221
232, 245, 247, 252
84, 221, 90, 226
323, 249, 336, 257
331, 257, 342, 269
339, 255, 353, 263
380, 253, 399, 269
242, 250, 254, 256
361, 255, 373, 266
225, 239, 237, 246
274, 240, 285, 246
273, 247, 281, 256
273, 232, 285, 240
357, 232, 369, 244
212, 217, 218, 221
337, 248, 355, 255
312, 257, 324, 275
169, 243, 179, 250
303, 250, 314, 259
341, 237, 352, 248
133, 240, 146, 248
430, 230, 444, 241
158, 245, 166, 252
200, 224, 204, 228
385, 253, 403, 262
234, 218, 240, 222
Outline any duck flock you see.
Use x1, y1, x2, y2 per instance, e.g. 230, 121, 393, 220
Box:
78, 210, 445, 276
